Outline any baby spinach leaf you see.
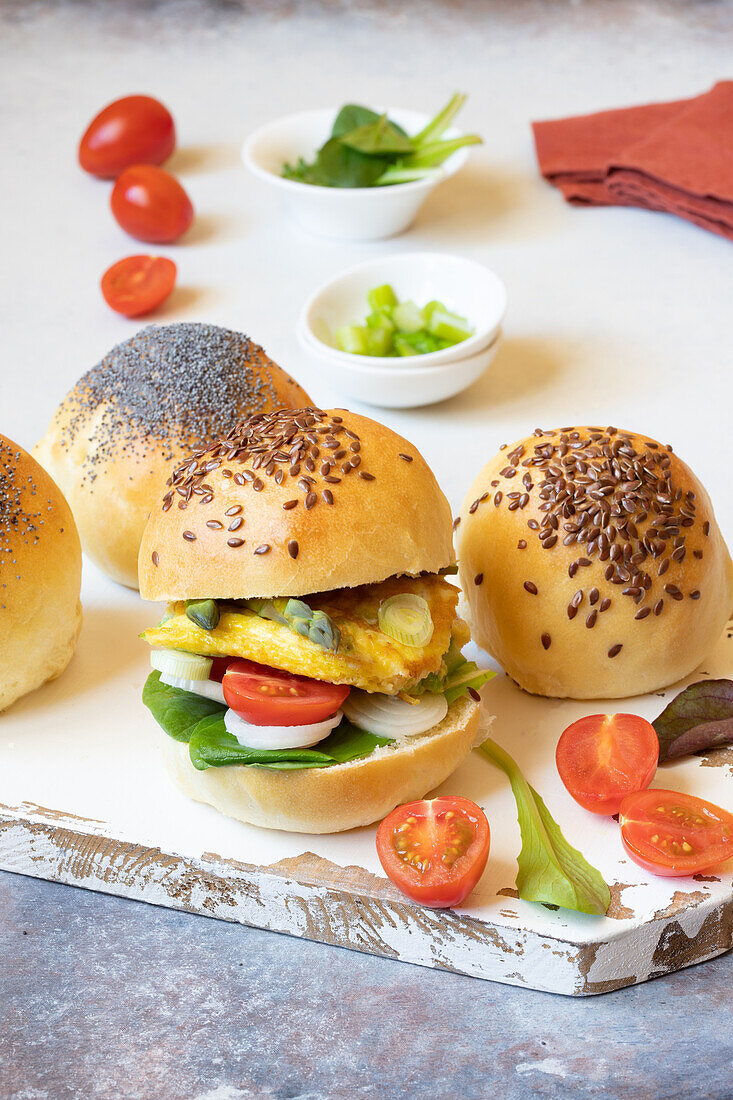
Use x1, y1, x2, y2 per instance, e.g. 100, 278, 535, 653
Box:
331, 104, 384, 137
477, 737, 610, 915
340, 116, 414, 157
188, 714, 392, 772
653, 679, 733, 762
142, 671, 225, 743
316, 138, 390, 188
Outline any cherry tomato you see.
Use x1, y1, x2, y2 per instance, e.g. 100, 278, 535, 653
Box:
619, 789, 733, 877
222, 659, 350, 726
376, 796, 490, 908
556, 713, 659, 816
79, 95, 175, 179
111, 165, 194, 244
101, 255, 176, 317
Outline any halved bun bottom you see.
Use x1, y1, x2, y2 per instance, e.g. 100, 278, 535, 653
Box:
161, 695, 481, 833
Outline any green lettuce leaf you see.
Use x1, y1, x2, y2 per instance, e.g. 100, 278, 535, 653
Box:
142, 671, 226, 743
477, 737, 610, 915
189, 714, 391, 772
408, 640, 495, 703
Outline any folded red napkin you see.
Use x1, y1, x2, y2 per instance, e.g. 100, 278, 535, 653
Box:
532, 83, 733, 239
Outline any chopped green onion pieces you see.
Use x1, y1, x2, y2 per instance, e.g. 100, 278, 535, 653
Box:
334, 285, 474, 358
378, 594, 434, 648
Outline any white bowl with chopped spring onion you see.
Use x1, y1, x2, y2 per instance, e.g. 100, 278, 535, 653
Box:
242, 108, 472, 241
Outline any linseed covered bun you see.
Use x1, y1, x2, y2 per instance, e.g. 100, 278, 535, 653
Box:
0, 436, 82, 712
457, 426, 733, 699
34, 323, 310, 590
139, 407, 455, 600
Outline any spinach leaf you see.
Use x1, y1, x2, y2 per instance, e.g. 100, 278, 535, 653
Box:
189, 713, 392, 772
477, 737, 610, 915
316, 137, 390, 188
340, 115, 414, 157
653, 679, 733, 762
331, 104, 382, 137
142, 671, 225, 743
407, 641, 495, 703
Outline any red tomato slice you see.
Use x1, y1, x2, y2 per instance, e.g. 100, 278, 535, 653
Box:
222, 659, 350, 726
111, 165, 194, 244
619, 789, 733, 877
556, 713, 659, 816
376, 796, 490, 908
79, 95, 175, 178
101, 255, 176, 317
208, 657, 233, 683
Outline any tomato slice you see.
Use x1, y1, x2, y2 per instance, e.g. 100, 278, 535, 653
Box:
101, 255, 176, 317
376, 796, 490, 908
111, 165, 194, 244
222, 659, 350, 726
619, 789, 733, 877
556, 713, 659, 816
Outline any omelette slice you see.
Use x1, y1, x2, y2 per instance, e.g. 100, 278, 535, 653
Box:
143, 575, 461, 694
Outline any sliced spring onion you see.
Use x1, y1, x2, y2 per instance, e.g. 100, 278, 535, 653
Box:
160, 673, 226, 706
367, 284, 398, 311
378, 594, 434, 648
343, 690, 447, 739
392, 300, 425, 334
151, 649, 212, 681
336, 325, 370, 354
224, 708, 343, 750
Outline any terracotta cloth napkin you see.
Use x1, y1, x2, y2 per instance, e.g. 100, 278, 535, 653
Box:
532, 82, 733, 239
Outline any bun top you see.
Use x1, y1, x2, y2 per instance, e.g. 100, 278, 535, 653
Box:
0, 433, 81, 613
457, 425, 733, 698
44, 322, 309, 475
139, 407, 455, 600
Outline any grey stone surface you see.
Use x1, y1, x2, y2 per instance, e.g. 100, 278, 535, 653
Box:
1, 871, 731, 1100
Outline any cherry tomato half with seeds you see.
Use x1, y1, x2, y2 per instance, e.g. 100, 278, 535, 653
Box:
79, 95, 175, 179
101, 255, 176, 317
556, 713, 659, 816
376, 796, 490, 908
111, 165, 194, 244
223, 659, 350, 727
619, 789, 733, 877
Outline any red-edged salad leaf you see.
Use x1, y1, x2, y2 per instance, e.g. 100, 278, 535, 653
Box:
653, 679, 733, 763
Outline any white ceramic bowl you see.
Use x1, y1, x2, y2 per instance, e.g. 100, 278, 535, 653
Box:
300, 251, 506, 360
242, 108, 471, 240
297, 319, 501, 409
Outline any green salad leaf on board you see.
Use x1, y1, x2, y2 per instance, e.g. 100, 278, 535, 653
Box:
476, 737, 611, 916
142, 670, 225, 743
282, 93, 481, 189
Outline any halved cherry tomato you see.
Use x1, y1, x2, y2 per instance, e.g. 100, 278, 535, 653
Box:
222, 659, 350, 726
620, 789, 733, 877
111, 165, 194, 244
79, 95, 175, 178
556, 713, 659, 816
376, 796, 490, 908
101, 255, 176, 317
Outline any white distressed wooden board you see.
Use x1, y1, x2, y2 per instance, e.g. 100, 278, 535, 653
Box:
0, 565, 731, 996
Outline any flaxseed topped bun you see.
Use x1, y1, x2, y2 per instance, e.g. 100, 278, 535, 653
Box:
34, 323, 310, 590
139, 407, 455, 600
0, 435, 82, 712
457, 426, 733, 699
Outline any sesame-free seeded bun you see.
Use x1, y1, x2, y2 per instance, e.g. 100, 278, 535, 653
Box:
138, 408, 455, 600
457, 426, 733, 699
161, 694, 481, 832
0, 436, 82, 712
34, 324, 310, 590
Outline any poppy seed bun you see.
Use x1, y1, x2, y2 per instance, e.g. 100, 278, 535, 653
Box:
0, 436, 82, 712
139, 408, 455, 600
34, 324, 310, 590
457, 426, 733, 699
162, 695, 481, 833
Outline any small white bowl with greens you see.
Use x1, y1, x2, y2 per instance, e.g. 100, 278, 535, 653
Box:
297, 252, 505, 407
243, 95, 481, 240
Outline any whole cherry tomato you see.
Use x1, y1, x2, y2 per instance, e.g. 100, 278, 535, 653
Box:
110, 165, 193, 243
79, 95, 175, 179
101, 255, 176, 317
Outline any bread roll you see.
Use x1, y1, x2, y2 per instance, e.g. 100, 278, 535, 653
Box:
457, 426, 733, 699
139, 407, 455, 600
0, 435, 82, 711
34, 323, 310, 589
